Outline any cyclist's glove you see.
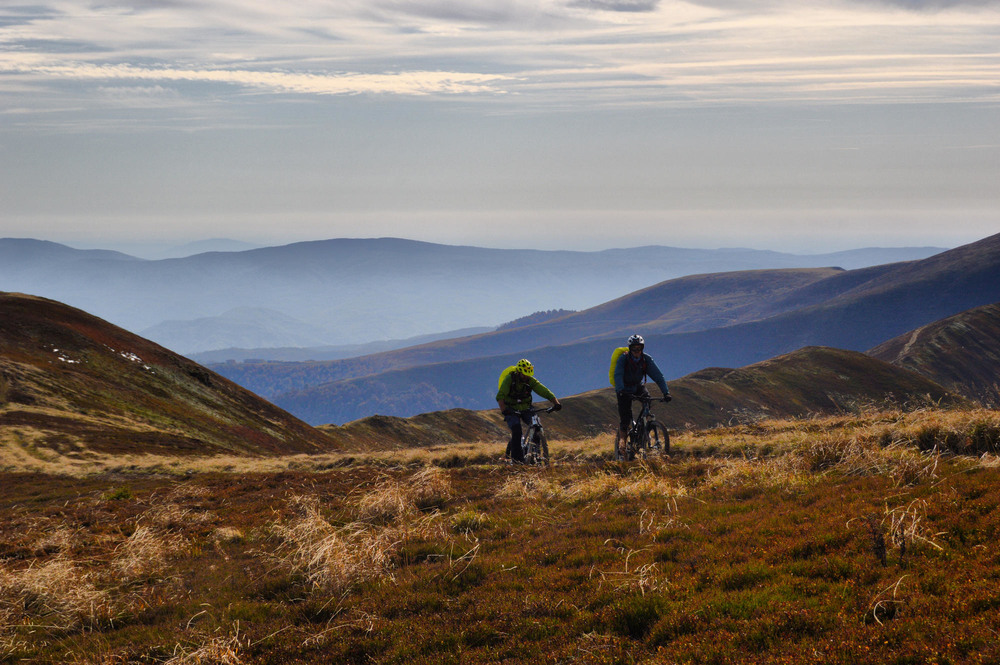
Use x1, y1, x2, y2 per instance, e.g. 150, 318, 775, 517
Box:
662, 394, 672, 403
552, 403, 563, 412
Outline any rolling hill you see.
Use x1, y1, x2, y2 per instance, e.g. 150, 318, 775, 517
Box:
0, 291, 975, 456
0, 292, 334, 456
869, 302, 1000, 408
0, 237, 943, 353
317, 346, 969, 450
256, 232, 1000, 424
210, 267, 850, 399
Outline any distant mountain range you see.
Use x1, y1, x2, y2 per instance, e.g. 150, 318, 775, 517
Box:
188, 325, 493, 364
213, 232, 1000, 425
0, 237, 944, 354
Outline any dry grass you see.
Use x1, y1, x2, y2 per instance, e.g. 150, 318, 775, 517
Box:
113, 525, 187, 581
5, 407, 1000, 663
163, 630, 246, 665
144, 502, 214, 530
31, 524, 80, 556
271, 496, 401, 595
355, 467, 454, 523
0, 557, 113, 631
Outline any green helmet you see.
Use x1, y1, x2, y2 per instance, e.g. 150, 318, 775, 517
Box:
515, 359, 534, 376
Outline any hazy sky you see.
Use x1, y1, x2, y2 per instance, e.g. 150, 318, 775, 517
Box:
2, 0, 998, 254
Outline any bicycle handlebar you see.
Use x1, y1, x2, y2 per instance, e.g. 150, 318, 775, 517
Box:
520, 405, 558, 415
629, 394, 670, 403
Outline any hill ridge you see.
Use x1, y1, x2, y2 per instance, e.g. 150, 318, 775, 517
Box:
0, 292, 334, 455
259, 233, 1000, 424
318, 345, 969, 449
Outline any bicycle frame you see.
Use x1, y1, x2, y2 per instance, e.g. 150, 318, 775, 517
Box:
519, 405, 555, 465
617, 394, 669, 460
631, 395, 656, 430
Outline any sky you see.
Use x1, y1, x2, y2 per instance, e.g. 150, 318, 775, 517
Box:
1, 0, 999, 255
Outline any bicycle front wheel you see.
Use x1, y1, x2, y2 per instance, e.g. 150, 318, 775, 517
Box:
625, 428, 639, 461
537, 432, 550, 466
646, 421, 670, 455
524, 425, 542, 465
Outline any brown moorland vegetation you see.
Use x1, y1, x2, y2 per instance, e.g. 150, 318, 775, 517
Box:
870, 302, 1000, 408
2, 407, 1000, 664
0, 292, 333, 456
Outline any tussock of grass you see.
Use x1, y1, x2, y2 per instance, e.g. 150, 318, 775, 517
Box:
271, 496, 400, 594
164, 630, 246, 665
31, 524, 79, 556
0, 557, 113, 631
451, 510, 491, 534
144, 502, 214, 530
496, 473, 562, 500
356, 480, 416, 524
356, 467, 454, 523
407, 466, 453, 509
113, 525, 187, 581
211, 527, 245, 544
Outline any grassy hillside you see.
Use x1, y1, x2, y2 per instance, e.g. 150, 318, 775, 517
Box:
264, 233, 1000, 424
2, 407, 1000, 663
0, 292, 334, 456
870, 302, 1000, 408
312, 346, 968, 446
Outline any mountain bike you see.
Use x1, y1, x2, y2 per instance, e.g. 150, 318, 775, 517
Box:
615, 395, 670, 461
520, 405, 557, 466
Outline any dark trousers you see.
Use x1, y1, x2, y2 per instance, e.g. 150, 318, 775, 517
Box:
617, 385, 650, 432
504, 411, 533, 463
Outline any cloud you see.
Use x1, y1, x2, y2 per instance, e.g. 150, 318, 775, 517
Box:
859, 0, 999, 8
2, 0, 999, 116
0, 56, 514, 96
568, 0, 660, 12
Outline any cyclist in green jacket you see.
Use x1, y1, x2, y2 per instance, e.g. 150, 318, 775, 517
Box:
496, 359, 562, 463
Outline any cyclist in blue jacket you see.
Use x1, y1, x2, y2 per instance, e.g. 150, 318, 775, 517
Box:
614, 335, 671, 454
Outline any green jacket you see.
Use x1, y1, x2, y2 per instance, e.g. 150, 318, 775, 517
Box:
496, 366, 556, 411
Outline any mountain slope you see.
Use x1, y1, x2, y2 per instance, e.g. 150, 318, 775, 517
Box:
269, 232, 1000, 424
317, 346, 968, 448
869, 303, 1000, 407
0, 237, 943, 353
0, 293, 334, 455
210, 267, 848, 398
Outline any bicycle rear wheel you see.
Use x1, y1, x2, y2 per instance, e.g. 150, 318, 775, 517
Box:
646, 421, 670, 455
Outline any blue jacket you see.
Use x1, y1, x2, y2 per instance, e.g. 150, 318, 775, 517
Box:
614, 351, 669, 396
